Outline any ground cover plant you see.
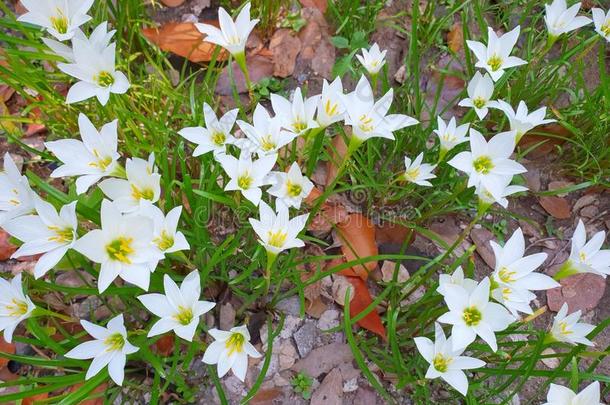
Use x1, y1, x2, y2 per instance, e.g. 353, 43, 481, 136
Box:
0, 0, 609, 403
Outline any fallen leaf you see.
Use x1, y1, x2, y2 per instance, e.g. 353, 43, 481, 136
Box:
269, 29, 302, 78
23, 393, 49, 405
0, 336, 16, 368
308, 201, 349, 234
538, 196, 571, 219
447, 23, 463, 52
546, 273, 606, 313
68, 383, 107, 405
470, 227, 496, 269
335, 214, 378, 279
215, 54, 273, 95
299, 0, 328, 13
152, 334, 174, 357
160, 0, 186, 6
142, 22, 228, 63
519, 123, 571, 158
346, 276, 386, 340
0, 230, 17, 261
251, 387, 283, 404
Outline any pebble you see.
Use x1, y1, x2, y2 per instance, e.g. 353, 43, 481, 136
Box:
293, 321, 317, 357
278, 340, 298, 371
317, 309, 340, 331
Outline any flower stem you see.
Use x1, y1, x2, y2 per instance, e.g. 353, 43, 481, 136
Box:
234, 52, 253, 98
265, 250, 277, 295
553, 260, 578, 281
32, 307, 73, 322
371, 73, 378, 95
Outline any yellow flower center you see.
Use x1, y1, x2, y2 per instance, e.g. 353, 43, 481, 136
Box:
88, 149, 113, 171
579, 251, 587, 263
47, 225, 74, 243
473, 97, 487, 109
174, 306, 194, 326
106, 237, 134, 263
292, 121, 307, 133
237, 174, 253, 190
6, 298, 28, 317
473, 155, 494, 174
227, 35, 241, 45
95, 71, 115, 88
462, 306, 482, 326
211, 131, 226, 146
502, 287, 512, 301
404, 167, 420, 181
487, 54, 503, 71
225, 332, 245, 356
9, 188, 20, 206
131, 184, 155, 201
559, 321, 573, 336
104, 333, 125, 351
286, 180, 302, 198
433, 353, 452, 373
50, 11, 69, 34
602, 22, 610, 36
324, 99, 338, 117
498, 267, 517, 284
260, 135, 276, 152
267, 230, 287, 248
358, 114, 374, 133
442, 133, 456, 142
153, 230, 174, 251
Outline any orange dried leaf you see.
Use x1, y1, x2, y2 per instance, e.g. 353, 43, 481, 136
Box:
336, 214, 378, 280
152, 334, 175, 356
0, 336, 16, 368
142, 22, 228, 63
538, 196, 571, 219
347, 276, 386, 340
299, 0, 328, 12
447, 23, 463, 53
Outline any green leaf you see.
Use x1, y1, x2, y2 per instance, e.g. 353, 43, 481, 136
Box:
331, 36, 350, 49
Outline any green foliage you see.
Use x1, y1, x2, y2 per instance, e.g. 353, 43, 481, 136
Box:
290, 371, 314, 400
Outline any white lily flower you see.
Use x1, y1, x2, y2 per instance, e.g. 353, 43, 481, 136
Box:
433, 116, 470, 155
73, 200, 162, 292
438, 277, 515, 352
497, 100, 556, 143
65, 314, 139, 386
202, 325, 262, 381
402, 153, 436, 187
266, 162, 314, 210
341, 75, 418, 144
0, 273, 36, 343
356, 43, 387, 76
217, 152, 276, 206
45, 113, 121, 195
236, 104, 297, 156
42, 21, 116, 63
458, 72, 499, 119
549, 303, 595, 346
18, 0, 94, 41
248, 201, 309, 256
558, 219, 610, 279
448, 129, 526, 201
0, 153, 37, 224
489, 228, 559, 316
466, 26, 527, 82
543, 381, 604, 405
99, 153, 161, 213
138, 202, 190, 256
593, 8, 610, 42
138, 272, 215, 342
475, 175, 527, 209
414, 323, 485, 396
316, 77, 346, 128
437, 266, 478, 296
195, 3, 259, 57
3, 199, 78, 279
178, 103, 238, 159
270, 88, 320, 136
545, 0, 592, 39
57, 38, 129, 105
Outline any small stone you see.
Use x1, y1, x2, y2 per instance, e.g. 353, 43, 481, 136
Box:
380, 261, 410, 283
580, 205, 599, 219
219, 303, 236, 331
331, 275, 354, 306
272, 373, 290, 387
522, 168, 541, 192
292, 343, 354, 378
276, 296, 301, 317
317, 309, 340, 331
343, 377, 359, 393
293, 321, 317, 357
546, 273, 606, 313
470, 227, 496, 269
540, 348, 560, 369
278, 340, 297, 371
572, 194, 597, 213
279, 315, 303, 340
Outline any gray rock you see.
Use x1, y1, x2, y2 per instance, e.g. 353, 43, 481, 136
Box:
293, 321, 317, 357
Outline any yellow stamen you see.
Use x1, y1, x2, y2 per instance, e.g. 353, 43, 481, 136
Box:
6, 298, 28, 317
260, 135, 276, 151
473, 97, 487, 109
104, 333, 125, 351
559, 321, 573, 335
498, 267, 517, 284
237, 174, 253, 190
267, 230, 287, 248
106, 237, 134, 264
174, 306, 194, 326
88, 149, 113, 171
358, 114, 374, 133
285, 180, 302, 198
462, 306, 482, 326
47, 225, 74, 243
433, 353, 452, 373
225, 332, 245, 356
94, 71, 115, 88
404, 167, 421, 181
153, 230, 174, 251
131, 184, 155, 201
50, 9, 68, 34
487, 54, 503, 71
211, 131, 226, 146
472, 156, 494, 174
324, 99, 338, 117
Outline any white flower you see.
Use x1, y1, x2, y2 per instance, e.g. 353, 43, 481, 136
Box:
266, 162, 314, 209
438, 277, 515, 352
99, 153, 161, 213
448, 129, 526, 201
466, 26, 526, 82
561, 219, 610, 278
497, 100, 555, 142
437, 266, 478, 296
433, 116, 470, 153
475, 176, 527, 209
402, 153, 436, 187
414, 323, 485, 396
65, 314, 139, 386
45, 113, 121, 194
202, 325, 262, 381
592, 8, 610, 42
341, 75, 418, 143
58, 39, 129, 105
543, 381, 604, 405
3, 198, 77, 279
549, 303, 595, 346
138, 202, 190, 256
217, 152, 276, 206
73, 200, 162, 292
42, 21, 116, 63
0, 153, 36, 224
18, 0, 94, 41
545, 0, 592, 39
489, 228, 559, 316
316, 77, 345, 128
356, 43, 387, 76
195, 3, 259, 56
458, 72, 499, 119
0, 273, 36, 343
138, 272, 215, 342
248, 201, 309, 256
236, 104, 297, 156
270, 88, 320, 136
178, 103, 238, 158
